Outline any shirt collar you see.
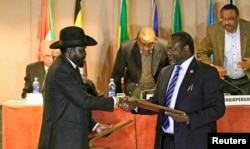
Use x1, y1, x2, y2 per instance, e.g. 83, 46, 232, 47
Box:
66, 57, 77, 69
179, 56, 194, 72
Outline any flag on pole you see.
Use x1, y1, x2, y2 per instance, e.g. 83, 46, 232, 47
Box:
207, 0, 215, 25
74, 0, 82, 28
39, 0, 55, 60
152, 0, 159, 36
119, 0, 129, 46
74, 0, 87, 76
172, 0, 182, 33
207, 0, 215, 62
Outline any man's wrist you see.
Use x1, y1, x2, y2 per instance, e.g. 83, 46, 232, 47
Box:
113, 97, 119, 106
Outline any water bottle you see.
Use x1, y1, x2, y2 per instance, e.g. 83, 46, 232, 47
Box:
108, 78, 116, 97
32, 77, 40, 93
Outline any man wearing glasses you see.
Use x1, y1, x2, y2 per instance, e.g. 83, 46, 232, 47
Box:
111, 26, 169, 99
196, 4, 250, 95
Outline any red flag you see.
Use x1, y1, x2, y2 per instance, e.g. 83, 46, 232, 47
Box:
38, 0, 55, 60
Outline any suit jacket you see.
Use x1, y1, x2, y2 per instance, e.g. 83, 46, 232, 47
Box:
21, 61, 46, 98
196, 19, 250, 79
136, 58, 225, 149
38, 54, 114, 149
111, 38, 169, 96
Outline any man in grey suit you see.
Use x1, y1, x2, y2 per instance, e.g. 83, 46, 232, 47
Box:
38, 26, 118, 149
111, 26, 169, 98
118, 31, 225, 149
21, 40, 55, 98
196, 4, 250, 95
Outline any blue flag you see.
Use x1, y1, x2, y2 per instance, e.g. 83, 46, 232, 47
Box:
207, 0, 215, 62
207, 0, 215, 25
152, 0, 159, 36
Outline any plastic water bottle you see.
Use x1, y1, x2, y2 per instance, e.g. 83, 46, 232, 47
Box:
32, 77, 40, 93
108, 78, 116, 97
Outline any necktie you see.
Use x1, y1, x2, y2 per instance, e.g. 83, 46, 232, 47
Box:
162, 65, 181, 129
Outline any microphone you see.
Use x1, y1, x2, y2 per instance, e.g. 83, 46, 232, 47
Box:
223, 79, 246, 95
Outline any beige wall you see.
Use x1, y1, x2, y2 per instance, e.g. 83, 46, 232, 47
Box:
0, 0, 249, 103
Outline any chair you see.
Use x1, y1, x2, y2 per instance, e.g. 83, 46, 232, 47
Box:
140, 88, 155, 99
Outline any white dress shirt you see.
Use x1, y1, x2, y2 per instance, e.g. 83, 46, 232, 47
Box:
224, 23, 245, 79
163, 56, 194, 134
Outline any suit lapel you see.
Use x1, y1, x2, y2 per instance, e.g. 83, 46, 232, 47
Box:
36, 62, 46, 86
176, 59, 197, 103
240, 20, 248, 57
217, 25, 225, 63
152, 43, 162, 75
158, 65, 174, 105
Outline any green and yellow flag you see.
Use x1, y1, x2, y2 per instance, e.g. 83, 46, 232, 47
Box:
119, 0, 129, 46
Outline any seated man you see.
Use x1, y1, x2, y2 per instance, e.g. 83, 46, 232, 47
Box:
21, 40, 55, 98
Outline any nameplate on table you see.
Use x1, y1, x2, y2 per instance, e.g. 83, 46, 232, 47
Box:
225, 95, 250, 106
26, 93, 43, 105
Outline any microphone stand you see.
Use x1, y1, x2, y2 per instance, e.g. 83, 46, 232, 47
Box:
222, 79, 246, 95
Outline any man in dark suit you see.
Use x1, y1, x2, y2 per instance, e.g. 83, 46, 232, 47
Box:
111, 26, 169, 98
119, 31, 225, 149
21, 40, 55, 98
196, 4, 250, 95
38, 26, 118, 149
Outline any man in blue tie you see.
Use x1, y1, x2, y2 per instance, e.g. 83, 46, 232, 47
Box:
118, 31, 225, 149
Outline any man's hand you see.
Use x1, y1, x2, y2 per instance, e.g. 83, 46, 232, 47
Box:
95, 123, 112, 135
213, 65, 227, 79
238, 57, 250, 71
117, 96, 136, 112
165, 111, 189, 124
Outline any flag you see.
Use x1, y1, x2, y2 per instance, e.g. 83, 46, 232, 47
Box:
152, 0, 159, 36
119, 0, 129, 46
207, 0, 215, 62
39, 0, 55, 60
172, 0, 182, 33
230, 0, 236, 5
74, 0, 87, 76
74, 0, 82, 28
207, 0, 215, 25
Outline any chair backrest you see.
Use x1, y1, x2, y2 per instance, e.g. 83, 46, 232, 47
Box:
140, 88, 155, 99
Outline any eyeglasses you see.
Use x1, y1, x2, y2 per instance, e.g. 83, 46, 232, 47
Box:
220, 17, 237, 23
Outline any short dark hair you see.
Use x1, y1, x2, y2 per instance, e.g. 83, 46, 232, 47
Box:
171, 31, 194, 54
220, 4, 239, 16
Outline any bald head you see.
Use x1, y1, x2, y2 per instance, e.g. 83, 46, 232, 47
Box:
137, 26, 156, 40
136, 27, 156, 55
40, 40, 55, 67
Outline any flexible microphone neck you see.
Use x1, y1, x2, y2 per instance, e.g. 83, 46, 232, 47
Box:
223, 79, 246, 95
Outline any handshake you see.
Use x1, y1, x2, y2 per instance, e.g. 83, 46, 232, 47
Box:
115, 96, 189, 124
115, 96, 136, 112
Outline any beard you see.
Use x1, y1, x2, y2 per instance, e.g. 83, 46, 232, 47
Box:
76, 60, 84, 67
73, 57, 85, 67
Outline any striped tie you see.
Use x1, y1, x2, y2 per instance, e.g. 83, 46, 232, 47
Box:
162, 65, 181, 129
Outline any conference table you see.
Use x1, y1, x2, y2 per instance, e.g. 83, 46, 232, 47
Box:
2, 99, 250, 149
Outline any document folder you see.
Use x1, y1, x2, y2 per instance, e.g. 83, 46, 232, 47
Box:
89, 119, 133, 143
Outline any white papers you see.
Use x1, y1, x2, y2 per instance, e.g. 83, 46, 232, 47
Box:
26, 93, 43, 105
